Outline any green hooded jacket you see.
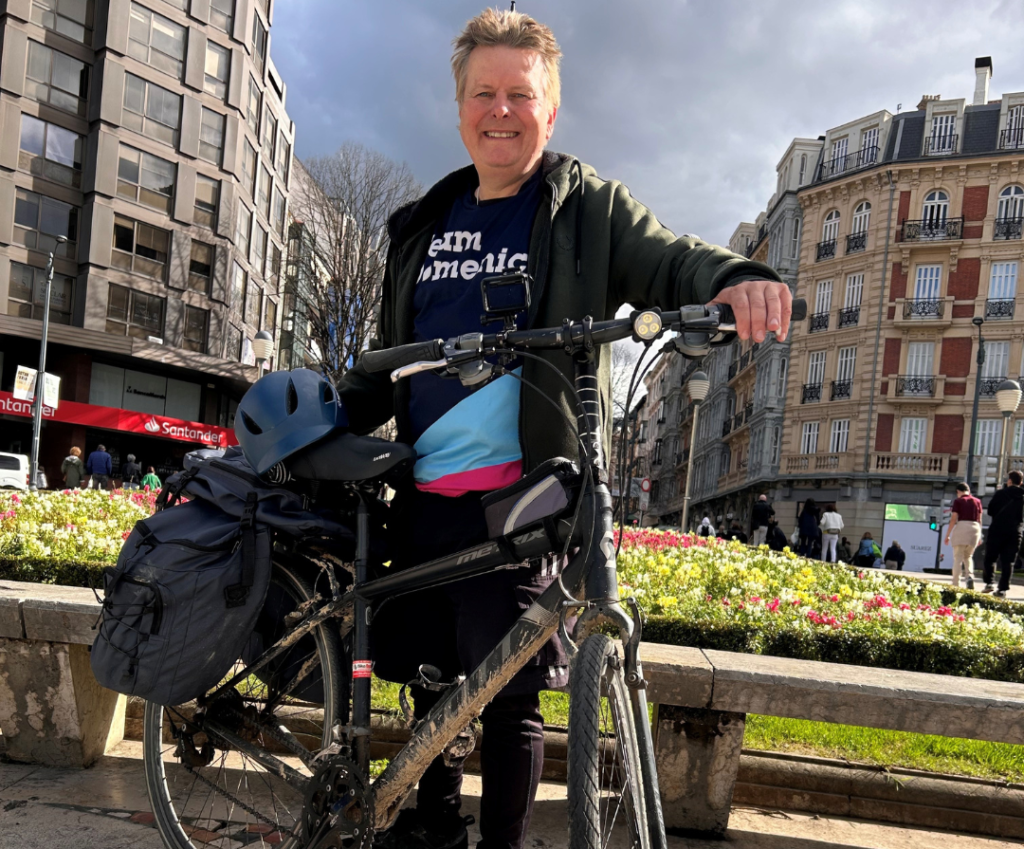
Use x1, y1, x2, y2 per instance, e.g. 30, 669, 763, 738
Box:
337, 151, 781, 473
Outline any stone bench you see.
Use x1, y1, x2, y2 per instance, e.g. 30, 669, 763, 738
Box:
0, 579, 125, 768
638, 642, 1024, 836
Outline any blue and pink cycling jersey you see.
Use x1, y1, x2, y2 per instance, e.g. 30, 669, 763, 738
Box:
408, 170, 542, 497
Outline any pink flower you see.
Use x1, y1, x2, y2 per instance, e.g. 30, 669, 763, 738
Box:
830, 594, 839, 603
766, 598, 780, 613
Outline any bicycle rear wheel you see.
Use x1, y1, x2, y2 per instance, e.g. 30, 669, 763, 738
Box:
567, 633, 650, 849
143, 558, 344, 848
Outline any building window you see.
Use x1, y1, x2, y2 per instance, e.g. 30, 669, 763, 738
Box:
852, 201, 871, 234
18, 114, 82, 188
14, 188, 78, 257
251, 14, 267, 74
236, 204, 252, 258
913, 264, 942, 301
246, 76, 261, 135
123, 73, 181, 146
836, 347, 856, 382
7, 260, 73, 324
26, 41, 88, 116
830, 136, 849, 171
263, 296, 276, 332
199, 107, 225, 165
807, 351, 826, 385
829, 419, 850, 453
1014, 420, 1024, 456
225, 323, 242, 361
898, 418, 927, 454
242, 141, 257, 196
921, 190, 949, 227
928, 114, 956, 154
268, 243, 282, 292
112, 215, 169, 279
790, 217, 800, 259
814, 279, 833, 315
821, 209, 840, 243
776, 358, 787, 396
276, 133, 291, 179
128, 3, 186, 78
798, 153, 806, 186
997, 185, 1024, 220
861, 126, 879, 162
769, 426, 781, 465
117, 145, 175, 213
271, 186, 285, 237
189, 240, 214, 294
800, 421, 819, 454
257, 165, 272, 218
31, 0, 94, 44
245, 278, 260, 326
906, 341, 934, 378
204, 41, 230, 99
231, 261, 246, 311
983, 341, 1010, 380
252, 225, 267, 276
210, 0, 233, 32
990, 262, 1018, 300
262, 109, 277, 157
974, 419, 1001, 457
844, 273, 864, 308
106, 283, 165, 339
194, 174, 219, 228
183, 305, 208, 353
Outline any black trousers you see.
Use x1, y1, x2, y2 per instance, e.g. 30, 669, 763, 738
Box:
984, 542, 1018, 591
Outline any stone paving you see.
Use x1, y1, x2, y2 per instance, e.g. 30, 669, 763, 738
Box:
0, 742, 1021, 848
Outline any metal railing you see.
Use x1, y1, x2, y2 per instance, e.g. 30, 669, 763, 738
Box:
721, 419, 732, 437
816, 239, 837, 261
802, 383, 822, 403
985, 298, 1015, 319
814, 144, 880, 182
994, 217, 1024, 240
901, 217, 963, 241
846, 231, 867, 253
895, 375, 936, 397
809, 312, 830, 333
924, 133, 958, 156
830, 379, 852, 400
979, 376, 1005, 397
728, 362, 738, 380
999, 128, 1024, 150
838, 306, 860, 328
733, 410, 745, 429
745, 402, 753, 419
902, 299, 944, 319
740, 350, 751, 371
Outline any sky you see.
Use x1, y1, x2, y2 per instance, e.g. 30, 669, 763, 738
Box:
270, 0, 1024, 249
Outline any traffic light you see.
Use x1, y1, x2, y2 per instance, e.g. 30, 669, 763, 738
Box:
977, 455, 999, 497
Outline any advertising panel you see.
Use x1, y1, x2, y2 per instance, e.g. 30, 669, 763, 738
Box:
881, 503, 939, 572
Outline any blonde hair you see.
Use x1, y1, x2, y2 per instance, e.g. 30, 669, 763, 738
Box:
70, 446, 81, 457
451, 9, 562, 108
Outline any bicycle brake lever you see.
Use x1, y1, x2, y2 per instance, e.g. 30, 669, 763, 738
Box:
389, 360, 447, 382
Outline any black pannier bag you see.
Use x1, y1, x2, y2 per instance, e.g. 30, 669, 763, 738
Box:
481, 458, 579, 544
91, 446, 353, 706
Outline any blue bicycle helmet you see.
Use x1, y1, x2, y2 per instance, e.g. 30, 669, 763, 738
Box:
234, 368, 340, 475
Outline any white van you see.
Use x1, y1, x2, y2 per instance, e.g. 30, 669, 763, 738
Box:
0, 453, 30, 490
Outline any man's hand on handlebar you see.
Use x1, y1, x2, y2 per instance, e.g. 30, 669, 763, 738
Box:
708, 279, 793, 343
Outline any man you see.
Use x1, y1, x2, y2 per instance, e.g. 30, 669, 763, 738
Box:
883, 540, 905, 571
946, 481, 982, 589
982, 470, 1024, 597
337, 11, 790, 849
122, 454, 142, 490
728, 521, 748, 544
766, 517, 788, 552
750, 494, 773, 546
85, 444, 112, 490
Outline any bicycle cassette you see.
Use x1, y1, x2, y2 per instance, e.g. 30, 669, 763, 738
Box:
303, 755, 373, 848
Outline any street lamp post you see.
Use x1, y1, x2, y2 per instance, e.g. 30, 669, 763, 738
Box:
29, 235, 67, 492
252, 330, 275, 373
995, 379, 1022, 487
680, 370, 710, 533
966, 317, 985, 488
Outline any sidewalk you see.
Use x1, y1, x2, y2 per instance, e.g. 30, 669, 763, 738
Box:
0, 742, 1020, 849
877, 566, 1024, 601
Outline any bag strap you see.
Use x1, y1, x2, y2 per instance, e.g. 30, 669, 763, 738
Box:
224, 492, 259, 609
155, 467, 199, 512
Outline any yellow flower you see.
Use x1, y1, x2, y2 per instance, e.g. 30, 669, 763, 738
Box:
657, 596, 679, 608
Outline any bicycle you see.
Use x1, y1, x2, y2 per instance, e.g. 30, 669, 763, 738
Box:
141, 291, 806, 849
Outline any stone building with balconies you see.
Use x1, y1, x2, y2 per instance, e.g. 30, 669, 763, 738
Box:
778, 56, 1024, 538
639, 347, 690, 525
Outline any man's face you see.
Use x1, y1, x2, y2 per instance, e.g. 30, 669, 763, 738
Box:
459, 46, 557, 184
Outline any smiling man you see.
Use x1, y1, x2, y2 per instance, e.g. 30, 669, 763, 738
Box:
337, 9, 789, 849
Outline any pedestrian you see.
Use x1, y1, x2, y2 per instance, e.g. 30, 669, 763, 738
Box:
766, 517, 788, 552
750, 494, 774, 546
983, 470, 1024, 597
61, 446, 84, 489
85, 444, 112, 490
946, 482, 982, 589
122, 454, 142, 490
836, 536, 853, 563
797, 498, 820, 557
883, 540, 906, 571
141, 466, 162, 491
697, 516, 713, 538
854, 532, 877, 568
819, 503, 844, 563
728, 521, 748, 544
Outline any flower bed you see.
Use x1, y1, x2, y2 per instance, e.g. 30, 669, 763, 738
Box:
616, 528, 1024, 683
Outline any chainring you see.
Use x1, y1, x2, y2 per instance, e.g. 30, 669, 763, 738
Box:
302, 755, 373, 849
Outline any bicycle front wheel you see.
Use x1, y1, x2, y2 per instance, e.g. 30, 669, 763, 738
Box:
567, 633, 651, 849
142, 558, 344, 848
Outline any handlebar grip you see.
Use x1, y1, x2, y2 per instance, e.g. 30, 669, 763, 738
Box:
713, 298, 807, 327
360, 339, 445, 373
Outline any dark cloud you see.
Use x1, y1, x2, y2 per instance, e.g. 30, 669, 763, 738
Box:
274, 0, 1023, 245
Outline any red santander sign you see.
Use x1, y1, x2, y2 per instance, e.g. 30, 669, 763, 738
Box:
0, 391, 237, 448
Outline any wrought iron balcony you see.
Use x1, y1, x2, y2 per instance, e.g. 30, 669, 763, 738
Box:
903, 299, 944, 319
831, 379, 852, 401
901, 217, 963, 241
846, 231, 867, 254
802, 383, 822, 403
816, 239, 837, 261
808, 311, 830, 333
728, 362, 738, 380
740, 350, 751, 371
733, 410, 745, 429
744, 402, 753, 419
979, 376, 1006, 397
995, 217, 1024, 240
838, 306, 860, 328
721, 419, 732, 437
814, 145, 880, 182
895, 375, 936, 397
924, 133, 958, 156
985, 298, 1015, 319
999, 128, 1024, 150
657, 417, 666, 424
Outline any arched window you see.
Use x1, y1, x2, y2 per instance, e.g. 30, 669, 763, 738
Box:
998, 185, 1024, 220
822, 209, 840, 243
852, 201, 871, 234
922, 190, 949, 225
790, 217, 801, 258
798, 154, 807, 186
720, 448, 731, 478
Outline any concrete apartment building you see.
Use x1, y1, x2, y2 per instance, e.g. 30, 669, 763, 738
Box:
775, 57, 1024, 538
0, 0, 293, 481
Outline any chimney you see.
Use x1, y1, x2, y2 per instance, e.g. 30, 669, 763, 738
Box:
974, 57, 993, 106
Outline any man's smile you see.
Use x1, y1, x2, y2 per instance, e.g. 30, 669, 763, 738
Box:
484, 131, 519, 138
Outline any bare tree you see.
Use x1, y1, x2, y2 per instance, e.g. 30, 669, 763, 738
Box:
287, 142, 421, 384
611, 339, 642, 415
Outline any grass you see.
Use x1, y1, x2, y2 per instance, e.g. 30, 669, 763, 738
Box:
369, 677, 1024, 783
